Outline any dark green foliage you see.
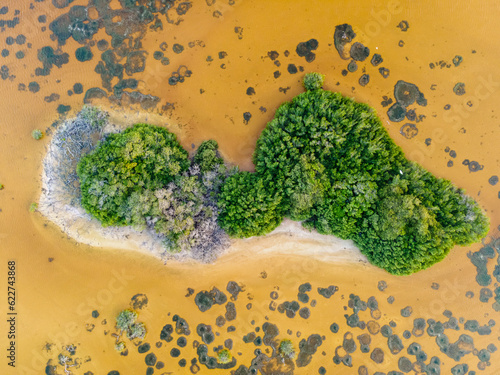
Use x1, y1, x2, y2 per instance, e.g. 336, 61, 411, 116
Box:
77, 123, 189, 226
218, 172, 283, 238
221, 72, 489, 275
194, 140, 224, 173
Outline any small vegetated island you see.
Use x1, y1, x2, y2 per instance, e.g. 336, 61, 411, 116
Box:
75, 73, 489, 275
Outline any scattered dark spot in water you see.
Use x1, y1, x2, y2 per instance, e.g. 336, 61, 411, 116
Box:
171, 348, 181, 357
160, 324, 174, 342
195, 288, 226, 312
488, 176, 498, 185
28, 81, 40, 93
371, 53, 383, 66
480, 288, 493, 302
387, 103, 406, 122
44, 93, 60, 103
225, 302, 237, 321
268, 51, 279, 60
145, 352, 157, 366
287, 64, 298, 74
73, 83, 83, 94
377, 281, 387, 292
296, 334, 322, 367
84, 87, 107, 103
359, 74, 369, 87
14, 36, 25, 49
379, 67, 390, 78
334, 24, 356, 60
299, 307, 310, 319
394, 80, 420, 106
400, 123, 418, 139
412, 318, 426, 337
397, 20, 409, 31
453, 82, 466, 95
318, 285, 338, 298
226, 281, 242, 301
401, 306, 413, 317
370, 348, 384, 363
350, 42, 369, 61
153, 51, 163, 60
297, 292, 309, 304
381, 96, 393, 107
453, 55, 463, 67
467, 161, 484, 172
243, 112, 252, 124
296, 38, 318, 62
36, 46, 69, 76
97, 39, 108, 51
347, 60, 357, 72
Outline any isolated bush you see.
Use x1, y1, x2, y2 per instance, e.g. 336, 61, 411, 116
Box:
279, 338, 295, 358
217, 349, 232, 364
303, 72, 324, 90
32, 129, 43, 140
77, 123, 189, 226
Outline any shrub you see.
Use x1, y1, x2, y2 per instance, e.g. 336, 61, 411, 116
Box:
116, 309, 147, 340
32, 129, 43, 140
218, 171, 283, 238
279, 338, 295, 358
116, 309, 137, 331
303, 72, 325, 90
29, 202, 38, 212
114, 341, 126, 352
77, 123, 189, 226
217, 348, 232, 364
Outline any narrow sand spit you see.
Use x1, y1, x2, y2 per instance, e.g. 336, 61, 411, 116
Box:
38, 114, 367, 265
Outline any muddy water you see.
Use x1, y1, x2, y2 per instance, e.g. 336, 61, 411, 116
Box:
0, 0, 499, 374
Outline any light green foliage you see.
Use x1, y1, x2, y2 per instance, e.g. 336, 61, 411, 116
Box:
77, 123, 189, 226
116, 309, 147, 340
116, 309, 137, 331
279, 339, 295, 358
0, 184, 4, 190
127, 322, 147, 340
32, 129, 43, 140
194, 140, 224, 173
303, 72, 325, 91
221, 73, 489, 275
217, 348, 232, 364
79, 105, 108, 129
29, 202, 38, 212
114, 341, 126, 352
218, 171, 283, 238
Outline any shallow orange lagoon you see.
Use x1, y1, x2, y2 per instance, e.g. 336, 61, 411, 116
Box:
0, 1, 499, 374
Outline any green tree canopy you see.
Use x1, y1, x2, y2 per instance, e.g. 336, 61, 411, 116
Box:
77, 123, 189, 226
